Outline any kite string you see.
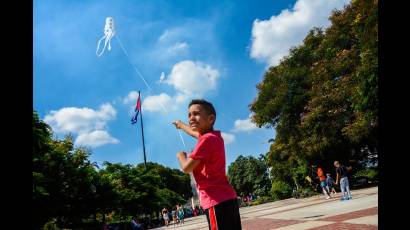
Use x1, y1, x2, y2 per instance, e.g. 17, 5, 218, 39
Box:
115, 35, 169, 113
177, 129, 186, 148
115, 35, 152, 91
115, 35, 188, 148
116, 31, 195, 198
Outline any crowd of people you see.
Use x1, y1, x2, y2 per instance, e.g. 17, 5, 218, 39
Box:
240, 193, 257, 206
159, 204, 204, 227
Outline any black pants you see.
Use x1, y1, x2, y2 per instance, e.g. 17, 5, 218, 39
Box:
205, 199, 242, 230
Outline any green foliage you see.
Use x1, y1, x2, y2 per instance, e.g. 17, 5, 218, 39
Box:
296, 187, 317, 199
101, 161, 192, 218
250, 0, 378, 197
33, 110, 193, 229
353, 168, 378, 181
42, 219, 60, 230
251, 196, 274, 206
228, 154, 271, 197
270, 181, 292, 201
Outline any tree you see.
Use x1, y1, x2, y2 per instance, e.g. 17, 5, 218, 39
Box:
33, 110, 53, 229
250, 0, 378, 193
34, 111, 120, 229
228, 155, 271, 197
33, 110, 107, 229
101, 161, 192, 220
33, 110, 193, 228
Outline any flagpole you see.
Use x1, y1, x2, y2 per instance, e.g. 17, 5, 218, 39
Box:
139, 91, 147, 169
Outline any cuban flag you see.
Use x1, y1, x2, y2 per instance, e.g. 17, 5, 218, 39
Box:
131, 94, 141, 125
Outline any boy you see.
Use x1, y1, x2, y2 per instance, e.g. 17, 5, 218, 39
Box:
317, 166, 331, 199
173, 99, 242, 230
326, 173, 337, 195
334, 161, 352, 200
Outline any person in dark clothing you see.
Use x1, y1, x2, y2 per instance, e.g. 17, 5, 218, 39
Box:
326, 173, 337, 195
334, 161, 352, 200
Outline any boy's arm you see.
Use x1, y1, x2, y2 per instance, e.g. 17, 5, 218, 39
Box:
335, 173, 339, 185
173, 120, 199, 139
176, 151, 200, 174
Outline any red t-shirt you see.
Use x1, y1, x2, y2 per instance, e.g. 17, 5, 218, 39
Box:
189, 131, 237, 210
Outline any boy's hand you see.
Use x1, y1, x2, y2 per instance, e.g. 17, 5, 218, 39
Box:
172, 120, 200, 139
176, 151, 187, 159
173, 120, 184, 129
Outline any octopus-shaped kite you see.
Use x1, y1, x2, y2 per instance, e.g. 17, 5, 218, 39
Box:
96, 17, 115, 57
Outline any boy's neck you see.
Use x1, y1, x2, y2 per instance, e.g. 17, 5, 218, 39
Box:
200, 127, 214, 135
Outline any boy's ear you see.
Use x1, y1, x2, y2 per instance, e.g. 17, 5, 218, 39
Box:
209, 114, 216, 124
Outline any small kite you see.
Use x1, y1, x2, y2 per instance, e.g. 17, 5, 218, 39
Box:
96, 17, 115, 57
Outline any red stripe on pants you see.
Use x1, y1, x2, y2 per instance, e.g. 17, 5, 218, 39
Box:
209, 207, 218, 230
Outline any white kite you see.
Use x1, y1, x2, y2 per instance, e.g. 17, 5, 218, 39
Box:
96, 17, 115, 57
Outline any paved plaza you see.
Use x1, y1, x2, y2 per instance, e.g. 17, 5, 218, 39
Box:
157, 186, 378, 230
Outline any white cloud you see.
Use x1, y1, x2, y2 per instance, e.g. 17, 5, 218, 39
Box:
43, 103, 118, 148
157, 29, 190, 59
153, 22, 217, 63
158, 72, 166, 83
123, 91, 140, 105
158, 29, 171, 42
166, 42, 189, 56
165, 60, 220, 97
44, 103, 116, 133
140, 60, 220, 113
175, 93, 189, 104
250, 0, 349, 67
143, 93, 175, 112
221, 132, 235, 144
232, 116, 258, 133
75, 130, 119, 148
158, 28, 186, 43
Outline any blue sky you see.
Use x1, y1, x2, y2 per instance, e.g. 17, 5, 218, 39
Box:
34, 0, 349, 170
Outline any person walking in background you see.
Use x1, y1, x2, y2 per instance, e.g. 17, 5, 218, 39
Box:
162, 208, 169, 226
326, 173, 337, 195
171, 207, 177, 227
334, 161, 352, 200
177, 205, 185, 225
317, 166, 332, 199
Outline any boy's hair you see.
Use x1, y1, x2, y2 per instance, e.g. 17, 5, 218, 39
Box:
189, 99, 216, 118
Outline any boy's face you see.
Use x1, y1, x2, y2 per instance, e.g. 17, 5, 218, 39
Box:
188, 104, 215, 134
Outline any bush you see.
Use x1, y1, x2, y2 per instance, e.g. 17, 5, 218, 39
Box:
299, 188, 317, 198
43, 219, 60, 230
259, 196, 274, 203
251, 196, 273, 205
270, 181, 292, 201
366, 169, 378, 182
353, 168, 378, 182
